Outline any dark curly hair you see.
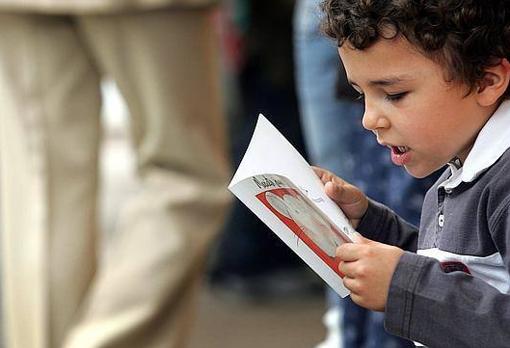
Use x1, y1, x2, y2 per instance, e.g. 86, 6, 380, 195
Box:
320, 0, 510, 98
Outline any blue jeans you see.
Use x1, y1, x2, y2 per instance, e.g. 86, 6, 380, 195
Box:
293, 0, 357, 178
293, 0, 435, 347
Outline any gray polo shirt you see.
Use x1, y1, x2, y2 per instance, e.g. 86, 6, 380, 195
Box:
357, 100, 510, 348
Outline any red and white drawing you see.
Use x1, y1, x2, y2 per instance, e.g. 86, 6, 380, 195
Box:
257, 187, 349, 276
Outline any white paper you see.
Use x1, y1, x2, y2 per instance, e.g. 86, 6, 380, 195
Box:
228, 114, 357, 297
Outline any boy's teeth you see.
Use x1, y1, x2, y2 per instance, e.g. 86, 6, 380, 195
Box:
398, 146, 407, 152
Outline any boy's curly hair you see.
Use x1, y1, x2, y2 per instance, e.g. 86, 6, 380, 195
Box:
321, 0, 510, 98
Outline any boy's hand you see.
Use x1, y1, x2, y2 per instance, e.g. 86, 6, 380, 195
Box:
313, 166, 368, 228
337, 233, 404, 311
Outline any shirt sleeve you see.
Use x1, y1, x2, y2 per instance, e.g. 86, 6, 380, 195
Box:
385, 252, 510, 347
384, 197, 510, 348
356, 199, 419, 252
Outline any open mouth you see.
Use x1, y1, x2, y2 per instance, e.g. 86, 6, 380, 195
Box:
389, 145, 411, 166
391, 145, 409, 155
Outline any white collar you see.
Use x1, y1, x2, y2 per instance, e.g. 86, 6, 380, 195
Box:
440, 100, 510, 190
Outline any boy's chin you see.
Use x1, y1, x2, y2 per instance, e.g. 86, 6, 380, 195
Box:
403, 164, 436, 179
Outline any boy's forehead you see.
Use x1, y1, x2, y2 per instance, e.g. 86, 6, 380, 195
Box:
338, 38, 438, 84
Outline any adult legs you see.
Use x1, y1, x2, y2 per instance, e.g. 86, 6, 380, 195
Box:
62, 8, 231, 348
0, 13, 101, 348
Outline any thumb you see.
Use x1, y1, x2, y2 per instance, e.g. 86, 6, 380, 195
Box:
324, 181, 368, 221
352, 232, 371, 244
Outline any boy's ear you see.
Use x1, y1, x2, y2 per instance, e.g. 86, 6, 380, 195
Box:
476, 58, 510, 106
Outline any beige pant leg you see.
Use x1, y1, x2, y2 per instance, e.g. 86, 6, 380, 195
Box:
62, 8, 231, 348
0, 14, 101, 348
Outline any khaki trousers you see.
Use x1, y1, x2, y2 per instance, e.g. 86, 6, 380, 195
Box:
0, 8, 231, 348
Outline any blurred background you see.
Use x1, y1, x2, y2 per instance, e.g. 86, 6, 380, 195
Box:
0, 0, 440, 347
100, 75, 327, 348
97, 1, 330, 346
0, 0, 330, 347
100, 1, 329, 346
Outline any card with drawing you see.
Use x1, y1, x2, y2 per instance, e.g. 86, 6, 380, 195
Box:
228, 114, 357, 297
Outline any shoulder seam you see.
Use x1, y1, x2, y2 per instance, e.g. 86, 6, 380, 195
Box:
488, 194, 510, 234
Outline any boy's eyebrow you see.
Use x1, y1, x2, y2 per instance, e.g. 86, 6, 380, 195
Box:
350, 74, 414, 87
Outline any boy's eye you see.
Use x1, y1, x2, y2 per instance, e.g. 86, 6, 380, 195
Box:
385, 92, 408, 102
355, 93, 365, 101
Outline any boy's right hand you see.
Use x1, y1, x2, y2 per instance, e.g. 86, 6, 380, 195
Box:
313, 166, 369, 228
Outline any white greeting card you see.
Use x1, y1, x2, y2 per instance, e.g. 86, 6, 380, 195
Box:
228, 114, 357, 297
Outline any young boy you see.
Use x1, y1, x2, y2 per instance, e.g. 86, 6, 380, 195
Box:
315, 0, 510, 347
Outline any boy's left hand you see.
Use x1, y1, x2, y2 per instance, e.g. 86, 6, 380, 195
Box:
337, 233, 404, 312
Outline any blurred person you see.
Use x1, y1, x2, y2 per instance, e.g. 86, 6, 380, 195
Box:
208, 0, 321, 299
293, 0, 438, 347
0, 1, 231, 348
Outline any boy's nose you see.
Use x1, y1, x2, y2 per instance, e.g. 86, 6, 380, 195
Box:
362, 103, 389, 131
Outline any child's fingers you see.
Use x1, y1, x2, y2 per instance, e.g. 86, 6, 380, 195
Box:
336, 243, 363, 262
312, 166, 349, 186
324, 180, 349, 203
314, 167, 357, 202
314, 166, 368, 223
338, 260, 357, 277
342, 276, 360, 295
312, 166, 329, 182
325, 181, 366, 207
351, 232, 371, 244
349, 291, 364, 307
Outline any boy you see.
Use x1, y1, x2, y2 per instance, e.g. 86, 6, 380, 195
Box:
315, 0, 510, 347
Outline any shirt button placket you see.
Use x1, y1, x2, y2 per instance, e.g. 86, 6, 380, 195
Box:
435, 187, 447, 246
438, 213, 445, 227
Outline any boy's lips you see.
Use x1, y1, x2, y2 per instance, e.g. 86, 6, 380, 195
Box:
389, 145, 412, 166
377, 140, 413, 166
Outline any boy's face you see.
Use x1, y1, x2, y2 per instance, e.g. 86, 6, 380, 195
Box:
339, 37, 495, 178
